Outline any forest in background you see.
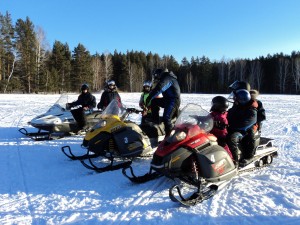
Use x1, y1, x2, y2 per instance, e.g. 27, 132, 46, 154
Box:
1, 11, 300, 94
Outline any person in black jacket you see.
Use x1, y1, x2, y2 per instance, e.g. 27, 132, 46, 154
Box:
227, 89, 258, 167
229, 80, 266, 129
145, 68, 181, 136
97, 80, 122, 110
67, 84, 96, 131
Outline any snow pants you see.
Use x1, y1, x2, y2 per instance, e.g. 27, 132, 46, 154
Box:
150, 97, 180, 136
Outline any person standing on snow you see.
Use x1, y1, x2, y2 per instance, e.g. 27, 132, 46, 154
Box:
97, 80, 122, 110
139, 80, 153, 124
145, 68, 181, 136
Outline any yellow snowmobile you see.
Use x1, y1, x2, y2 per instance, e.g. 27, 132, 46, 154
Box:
61, 99, 153, 173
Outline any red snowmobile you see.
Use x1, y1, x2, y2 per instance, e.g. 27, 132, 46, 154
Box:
122, 103, 278, 206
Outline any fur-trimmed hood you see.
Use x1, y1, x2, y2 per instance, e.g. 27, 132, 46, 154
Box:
250, 89, 259, 99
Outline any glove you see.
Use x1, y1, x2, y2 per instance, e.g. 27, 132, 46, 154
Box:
214, 121, 227, 130
66, 103, 71, 110
127, 108, 135, 113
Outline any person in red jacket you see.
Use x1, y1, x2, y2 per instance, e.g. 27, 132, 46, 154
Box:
210, 96, 232, 159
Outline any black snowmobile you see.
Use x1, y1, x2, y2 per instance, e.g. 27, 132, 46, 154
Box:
61, 99, 164, 173
122, 103, 278, 206
19, 94, 102, 141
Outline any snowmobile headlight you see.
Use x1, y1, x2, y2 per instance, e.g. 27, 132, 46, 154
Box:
175, 131, 187, 141
168, 130, 187, 143
93, 120, 107, 130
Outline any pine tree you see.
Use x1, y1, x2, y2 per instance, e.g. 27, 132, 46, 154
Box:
15, 16, 37, 93
71, 43, 93, 91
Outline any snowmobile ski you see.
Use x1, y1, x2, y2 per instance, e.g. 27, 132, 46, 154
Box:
80, 151, 132, 173
122, 166, 163, 183
169, 184, 218, 207
61, 145, 99, 160
18, 128, 65, 141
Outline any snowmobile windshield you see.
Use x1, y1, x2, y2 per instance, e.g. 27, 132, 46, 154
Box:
101, 99, 127, 118
46, 94, 68, 113
175, 103, 214, 133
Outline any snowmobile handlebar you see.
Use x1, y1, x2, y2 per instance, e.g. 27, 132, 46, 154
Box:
126, 108, 143, 114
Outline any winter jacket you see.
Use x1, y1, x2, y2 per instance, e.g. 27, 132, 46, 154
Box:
97, 90, 122, 110
250, 89, 266, 127
70, 92, 96, 109
139, 92, 149, 109
210, 111, 228, 140
209, 111, 232, 158
147, 71, 181, 102
139, 92, 152, 113
227, 99, 258, 134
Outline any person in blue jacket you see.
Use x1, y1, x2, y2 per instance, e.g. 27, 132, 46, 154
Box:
145, 68, 181, 136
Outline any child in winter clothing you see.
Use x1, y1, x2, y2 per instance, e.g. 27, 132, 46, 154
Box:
210, 96, 233, 159
250, 89, 266, 131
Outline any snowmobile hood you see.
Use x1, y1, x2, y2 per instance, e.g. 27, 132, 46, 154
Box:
83, 99, 128, 142
153, 104, 214, 157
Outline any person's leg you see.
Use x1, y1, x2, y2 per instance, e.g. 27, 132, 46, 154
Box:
241, 130, 256, 159
71, 107, 86, 130
227, 132, 243, 163
162, 99, 178, 136
150, 98, 164, 124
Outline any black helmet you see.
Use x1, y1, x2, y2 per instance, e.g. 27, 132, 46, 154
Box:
210, 96, 229, 112
152, 68, 164, 80
234, 89, 251, 105
229, 81, 251, 91
81, 83, 89, 91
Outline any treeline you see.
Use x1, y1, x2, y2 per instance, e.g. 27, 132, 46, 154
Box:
1, 11, 300, 94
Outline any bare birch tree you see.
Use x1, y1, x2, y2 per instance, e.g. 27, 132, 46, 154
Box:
103, 51, 113, 82
278, 57, 290, 93
91, 55, 102, 91
218, 57, 226, 89
35, 26, 48, 91
4, 52, 16, 93
292, 57, 300, 93
186, 71, 192, 93
249, 60, 263, 90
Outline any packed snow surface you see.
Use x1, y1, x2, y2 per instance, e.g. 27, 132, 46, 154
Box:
0, 93, 299, 225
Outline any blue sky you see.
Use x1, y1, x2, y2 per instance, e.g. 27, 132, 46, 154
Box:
1, 0, 300, 62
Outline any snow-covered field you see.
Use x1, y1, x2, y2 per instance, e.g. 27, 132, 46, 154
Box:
0, 93, 299, 225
